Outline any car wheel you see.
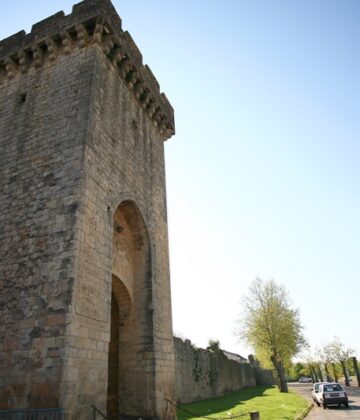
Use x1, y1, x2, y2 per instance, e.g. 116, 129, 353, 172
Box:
316, 401, 320, 407
345, 402, 349, 408
323, 403, 327, 410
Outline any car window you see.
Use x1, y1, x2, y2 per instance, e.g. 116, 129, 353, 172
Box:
314, 384, 319, 391
323, 384, 342, 392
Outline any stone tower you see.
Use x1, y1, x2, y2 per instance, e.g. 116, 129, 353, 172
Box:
0, 0, 176, 418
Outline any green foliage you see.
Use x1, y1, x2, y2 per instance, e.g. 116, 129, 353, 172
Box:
323, 337, 354, 363
192, 346, 202, 382
207, 339, 221, 352
176, 386, 309, 420
287, 362, 307, 381
208, 351, 218, 387
346, 358, 355, 376
330, 362, 341, 380
238, 278, 306, 369
203, 339, 221, 387
322, 338, 354, 383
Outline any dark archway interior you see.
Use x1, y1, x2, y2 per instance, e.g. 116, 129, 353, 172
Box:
107, 201, 154, 419
107, 292, 119, 418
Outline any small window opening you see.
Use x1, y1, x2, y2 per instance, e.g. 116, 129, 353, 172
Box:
85, 20, 96, 36
25, 49, 33, 60
39, 43, 48, 54
68, 28, 78, 41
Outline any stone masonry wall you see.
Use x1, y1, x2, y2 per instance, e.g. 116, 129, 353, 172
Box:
0, 40, 92, 411
174, 338, 257, 404
0, 1, 176, 419
63, 43, 176, 418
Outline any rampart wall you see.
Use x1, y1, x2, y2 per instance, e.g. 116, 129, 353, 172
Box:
174, 338, 275, 404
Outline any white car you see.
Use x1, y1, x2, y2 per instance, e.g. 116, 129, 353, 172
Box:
314, 383, 349, 409
311, 382, 328, 402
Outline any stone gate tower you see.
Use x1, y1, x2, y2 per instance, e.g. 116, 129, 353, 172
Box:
0, 0, 176, 418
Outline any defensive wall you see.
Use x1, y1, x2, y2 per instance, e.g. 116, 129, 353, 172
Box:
174, 338, 275, 404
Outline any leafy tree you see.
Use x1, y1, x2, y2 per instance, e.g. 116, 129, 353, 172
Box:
237, 278, 306, 392
331, 362, 340, 382
307, 348, 324, 382
287, 362, 306, 381
318, 345, 333, 382
207, 339, 221, 352
316, 363, 324, 382
346, 358, 355, 376
324, 338, 354, 386
302, 351, 319, 382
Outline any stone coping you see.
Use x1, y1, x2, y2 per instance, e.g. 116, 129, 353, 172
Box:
0, 0, 175, 141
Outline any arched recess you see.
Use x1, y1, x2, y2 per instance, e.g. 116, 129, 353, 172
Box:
107, 200, 154, 419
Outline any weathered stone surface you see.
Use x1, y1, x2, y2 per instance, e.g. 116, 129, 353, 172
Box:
0, 0, 175, 419
174, 338, 275, 404
0, 0, 175, 141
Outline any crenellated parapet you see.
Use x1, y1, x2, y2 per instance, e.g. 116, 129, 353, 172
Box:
0, 0, 175, 140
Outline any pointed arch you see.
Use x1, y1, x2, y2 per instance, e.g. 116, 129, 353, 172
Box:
107, 200, 155, 418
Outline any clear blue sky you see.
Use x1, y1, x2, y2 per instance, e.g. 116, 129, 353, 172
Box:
2, 1, 359, 359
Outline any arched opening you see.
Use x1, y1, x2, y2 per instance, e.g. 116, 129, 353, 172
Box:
107, 276, 132, 419
107, 200, 154, 419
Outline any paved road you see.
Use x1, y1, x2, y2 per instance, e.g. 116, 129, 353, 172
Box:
289, 383, 360, 419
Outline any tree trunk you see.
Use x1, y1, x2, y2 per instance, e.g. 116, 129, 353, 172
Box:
310, 369, 316, 383
309, 370, 315, 383
324, 363, 331, 382
331, 363, 338, 382
310, 366, 318, 382
317, 364, 324, 382
341, 360, 350, 386
352, 357, 360, 387
271, 355, 288, 392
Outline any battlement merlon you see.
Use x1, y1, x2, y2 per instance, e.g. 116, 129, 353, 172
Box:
0, 0, 175, 140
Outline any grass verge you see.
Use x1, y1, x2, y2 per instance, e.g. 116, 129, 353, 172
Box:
294, 402, 313, 420
176, 386, 309, 420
